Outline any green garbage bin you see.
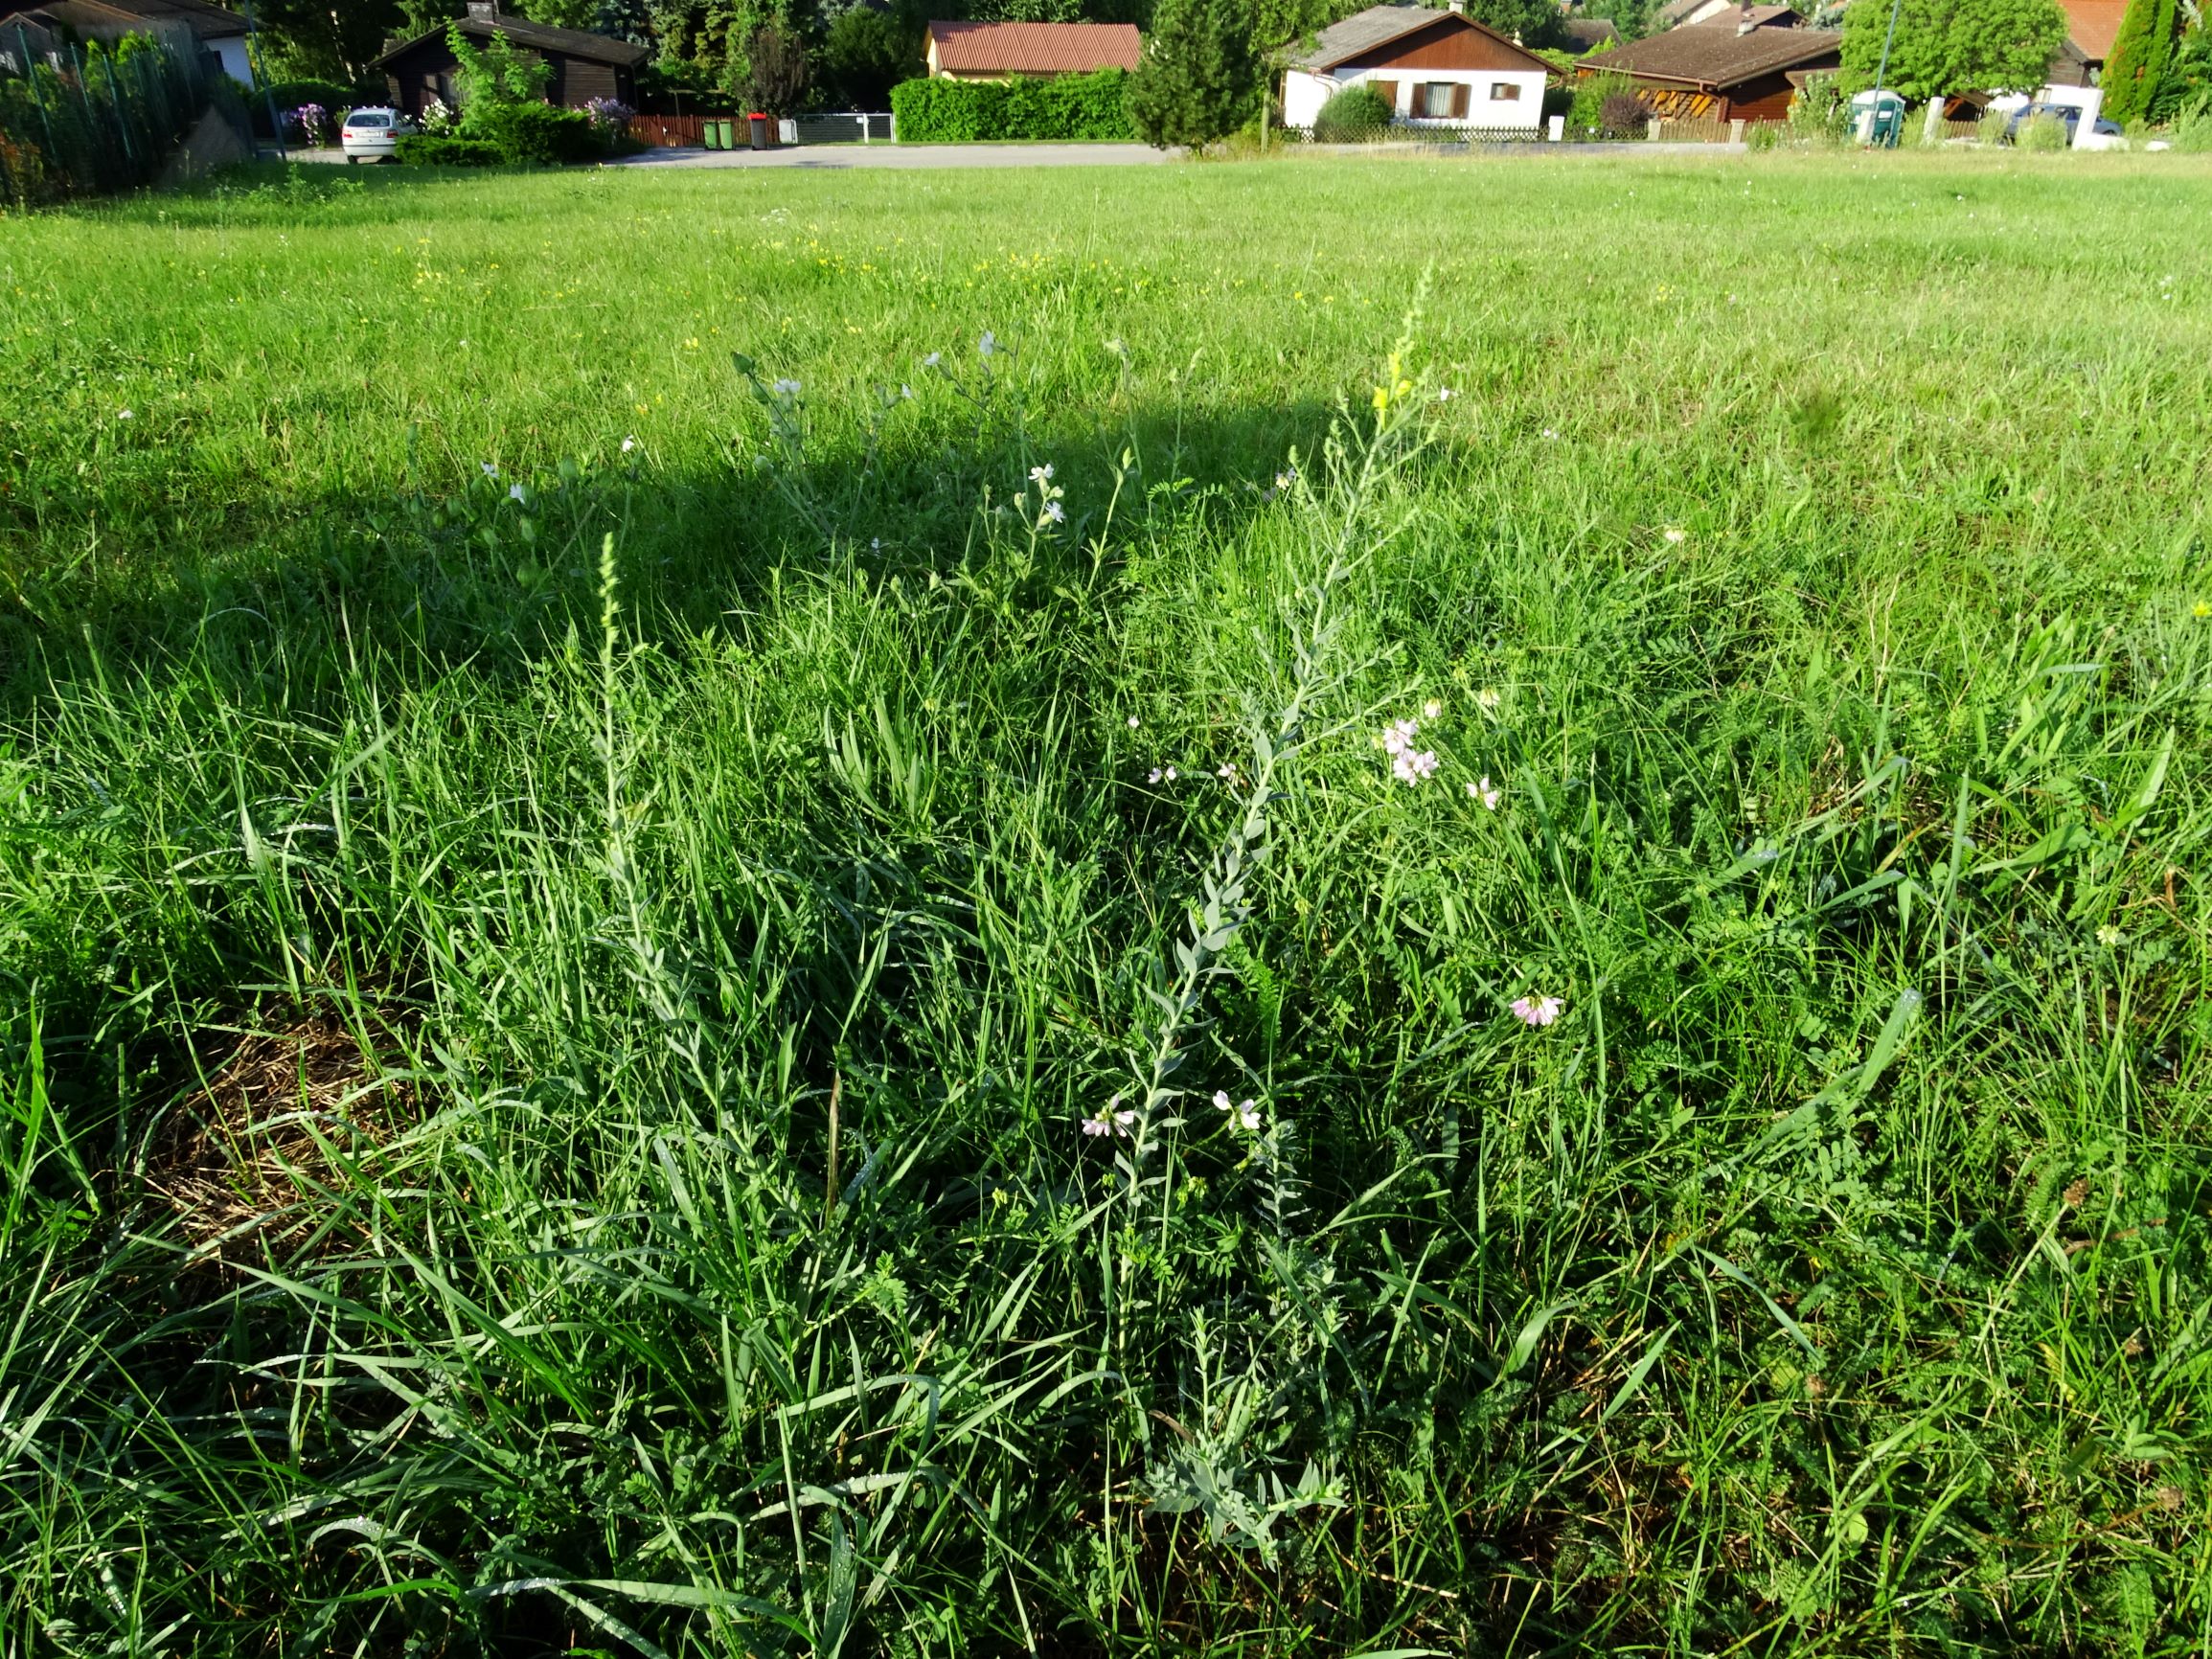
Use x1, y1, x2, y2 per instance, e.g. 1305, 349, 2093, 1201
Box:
1849, 89, 1904, 148
701, 120, 721, 149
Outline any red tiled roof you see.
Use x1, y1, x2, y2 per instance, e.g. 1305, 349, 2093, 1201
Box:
2059, 0, 2124, 61
925, 20, 1142, 74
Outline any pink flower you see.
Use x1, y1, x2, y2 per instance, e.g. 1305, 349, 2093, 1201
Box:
1214, 1090, 1262, 1132
1468, 776, 1501, 809
1511, 994, 1564, 1027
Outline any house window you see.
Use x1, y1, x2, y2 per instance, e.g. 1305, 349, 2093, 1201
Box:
1418, 80, 1456, 117
1491, 81, 1522, 101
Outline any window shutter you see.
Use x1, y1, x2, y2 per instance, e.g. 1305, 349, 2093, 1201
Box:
1451, 82, 1471, 118
1370, 79, 1397, 113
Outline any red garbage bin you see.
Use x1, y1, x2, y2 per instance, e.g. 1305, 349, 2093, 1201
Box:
747, 112, 772, 150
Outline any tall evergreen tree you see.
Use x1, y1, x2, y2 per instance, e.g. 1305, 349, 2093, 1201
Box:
2102, 0, 2178, 125
1128, 0, 1258, 147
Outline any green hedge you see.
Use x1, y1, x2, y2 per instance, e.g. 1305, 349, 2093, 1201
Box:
395, 134, 506, 166
891, 70, 1135, 142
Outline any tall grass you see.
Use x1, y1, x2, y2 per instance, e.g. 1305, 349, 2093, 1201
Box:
3, 153, 2212, 1654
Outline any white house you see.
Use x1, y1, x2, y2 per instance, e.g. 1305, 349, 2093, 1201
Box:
1282, 1, 1552, 132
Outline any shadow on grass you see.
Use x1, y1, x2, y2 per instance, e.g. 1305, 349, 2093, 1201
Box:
1, 395, 1346, 706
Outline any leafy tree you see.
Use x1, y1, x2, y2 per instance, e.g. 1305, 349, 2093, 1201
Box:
249, 0, 406, 81
741, 20, 810, 110
1837, 0, 2066, 98
1127, 0, 1258, 147
1462, 0, 1565, 49
2101, 0, 2178, 124
1575, 0, 1654, 41
514, 0, 602, 28
819, 8, 921, 106
447, 17, 556, 108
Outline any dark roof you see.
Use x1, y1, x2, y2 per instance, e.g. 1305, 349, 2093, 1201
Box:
1286, 3, 1552, 72
2, 0, 243, 37
924, 20, 1141, 73
370, 11, 650, 70
1584, 20, 1838, 88
1562, 15, 1620, 50
94, 0, 246, 37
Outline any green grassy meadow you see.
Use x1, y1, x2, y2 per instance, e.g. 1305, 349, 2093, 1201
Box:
6, 150, 2212, 1655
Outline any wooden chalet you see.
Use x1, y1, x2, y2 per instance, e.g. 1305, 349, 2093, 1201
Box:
1576, 15, 1839, 121
370, 1, 648, 116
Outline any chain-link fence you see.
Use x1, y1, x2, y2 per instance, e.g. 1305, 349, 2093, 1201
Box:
0, 19, 235, 206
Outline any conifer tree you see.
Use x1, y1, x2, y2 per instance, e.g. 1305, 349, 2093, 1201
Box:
1129, 0, 1259, 148
2102, 0, 2178, 126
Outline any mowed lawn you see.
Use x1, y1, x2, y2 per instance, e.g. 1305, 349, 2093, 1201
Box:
5, 152, 2212, 1656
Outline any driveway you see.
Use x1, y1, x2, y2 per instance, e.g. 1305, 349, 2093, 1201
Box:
610, 143, 1169, 169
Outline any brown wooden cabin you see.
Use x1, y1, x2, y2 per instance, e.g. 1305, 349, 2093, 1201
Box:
1575, 17, 1840, 123
369, 1, 648, 116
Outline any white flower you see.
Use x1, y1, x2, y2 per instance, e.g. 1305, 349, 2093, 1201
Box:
1468, 776, 1501, 810
1540, 427, 1558, 440
1391, 748, 1439, 784
1083, 1095, 1135, 1137
1041, 500, 1065, 525
772, 377, 802, 396
900, 383, 914, 399
1274, 466, 1297, 490
1166, 766, 1177, 781
870, 537, 882, 552
1214, 1090, 1262, 1132
1663, 526, 1687, 545
924, 352, 942, 368
508, 483, 526, 503
1029, 463, 1055, 484
117, 408, 133, 420
1380, 717, 1419, 756
1437, 387, 1454, 401
481, 462, 498, 477
1423, 699, 1442, 720
1128, 715, 1141, 729
1475, 688, 1501, 712
1149, 768, 1163, 784
1511, 994, 1564, 1027
621, 435, 637, 453
2096, 923, 2123, 946
978, 330, 997, 357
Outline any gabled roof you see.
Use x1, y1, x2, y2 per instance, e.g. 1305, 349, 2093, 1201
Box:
2057, 0, 2123, 61
1582, 20, 1839, 88
93, 0, 246, 37
370, 11, 650, 70
924, 20, 1141, 74
3, 0, 244, 38
1286, 3, 1552, 74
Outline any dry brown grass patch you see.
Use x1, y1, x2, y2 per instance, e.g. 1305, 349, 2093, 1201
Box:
148, 1011, 416, 1265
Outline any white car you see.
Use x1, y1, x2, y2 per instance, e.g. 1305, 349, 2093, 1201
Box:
339, 107, 416, 162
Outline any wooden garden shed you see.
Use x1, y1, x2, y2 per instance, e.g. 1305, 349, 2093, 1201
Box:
370, 1, 647, 116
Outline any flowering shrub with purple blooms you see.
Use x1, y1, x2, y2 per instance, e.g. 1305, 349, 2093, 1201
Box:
582, 97, 633, 133
287, 102, 329, 143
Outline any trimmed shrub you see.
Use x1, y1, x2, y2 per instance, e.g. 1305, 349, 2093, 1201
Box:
469, 102, 600, 164
1567, 69, 1638, 133
891, 70, 1135, 142
1311, 82, 1393, 140
396, 134, 506, 166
